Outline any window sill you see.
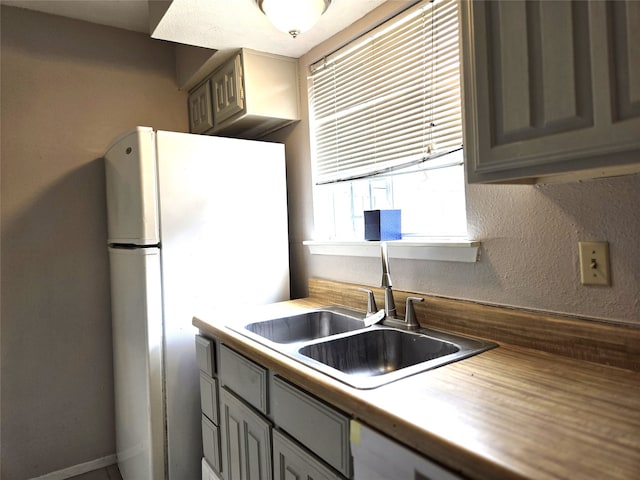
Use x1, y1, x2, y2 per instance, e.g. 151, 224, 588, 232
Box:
303, 239, 480, 263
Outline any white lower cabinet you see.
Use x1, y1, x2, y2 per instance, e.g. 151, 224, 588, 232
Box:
351, 420, 463, 480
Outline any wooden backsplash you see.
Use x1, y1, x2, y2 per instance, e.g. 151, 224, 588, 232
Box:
307, 278, 640, 372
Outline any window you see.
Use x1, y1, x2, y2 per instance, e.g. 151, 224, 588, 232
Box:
308, 0, 466, 241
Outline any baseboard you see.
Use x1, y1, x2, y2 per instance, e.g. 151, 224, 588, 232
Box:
30, 455, 117, 480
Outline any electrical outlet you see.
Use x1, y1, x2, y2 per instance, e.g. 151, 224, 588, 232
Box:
578, 241, 610, 286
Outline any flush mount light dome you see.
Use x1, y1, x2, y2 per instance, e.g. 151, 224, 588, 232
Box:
257, 0, 332, 38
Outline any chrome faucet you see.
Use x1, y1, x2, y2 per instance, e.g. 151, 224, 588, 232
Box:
380, 242, 424, 330
380, 242, 397, 318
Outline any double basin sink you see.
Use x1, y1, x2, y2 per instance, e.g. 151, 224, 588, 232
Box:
230, 306, 497, 389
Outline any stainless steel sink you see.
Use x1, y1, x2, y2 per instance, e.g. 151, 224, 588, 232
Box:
298, 329, 459, 376
295, 327, 493, 389
243, 307, 365, 344
230, 306, 497, 389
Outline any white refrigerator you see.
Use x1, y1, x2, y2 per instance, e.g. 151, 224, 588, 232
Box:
104, 127, 290, 480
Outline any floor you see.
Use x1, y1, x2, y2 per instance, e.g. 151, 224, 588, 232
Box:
68, 464, 122, 480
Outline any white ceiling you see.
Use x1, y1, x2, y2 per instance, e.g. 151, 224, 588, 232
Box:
1, 0, 392, 58
1, 0, 151, 33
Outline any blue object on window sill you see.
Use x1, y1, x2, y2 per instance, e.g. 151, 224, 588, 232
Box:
364, 209, 402, 241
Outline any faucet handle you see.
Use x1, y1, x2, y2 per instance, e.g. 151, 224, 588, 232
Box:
358, 288, 378, 315
405, 297, 424, 329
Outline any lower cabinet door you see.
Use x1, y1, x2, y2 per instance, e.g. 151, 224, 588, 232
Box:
273, 429, 344, 480
220, 387, 272, 480
202, 415, 222, 474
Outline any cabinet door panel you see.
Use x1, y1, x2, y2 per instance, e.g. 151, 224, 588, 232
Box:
463, 0, 640, 183
200, 373, 219, 424
537, 1, 592, 128
189, 81, 214, 134
195, 335, 216, 376
485, 0, 592, 146
220, 387, 272, 480
202, 415, 222, 474
227, 414, 243, 480
219, 344, 268, 415
609, 1, 640, 121
271, 376, 350, 477
213, 54, 245, 125
489, 1, 531, 134
246, 432, 263, 480
273, 430, 344, 480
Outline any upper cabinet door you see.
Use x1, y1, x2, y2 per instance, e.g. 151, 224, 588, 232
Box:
461, 0, 640, 183
212, 53, 245, 125
104, 127, 159, 245
189, 80, 214, 134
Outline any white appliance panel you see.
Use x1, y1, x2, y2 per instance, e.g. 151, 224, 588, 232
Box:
105, 127, 160, 245
155, 130, 290, 479
109, 247, 165, 480
351, 421, 463, 480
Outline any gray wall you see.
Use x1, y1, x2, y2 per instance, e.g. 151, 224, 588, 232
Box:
0, 7, 187, 479
0, 3, 637, 480
283, 3, 640, 325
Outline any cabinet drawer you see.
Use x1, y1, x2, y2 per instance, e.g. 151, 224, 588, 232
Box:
219, 344, 268, 414
271, 376, 351, 477
196, 335, 216, 376
273, 429, 345, 480
202, 414, 221, 474
200, 372, 219, 424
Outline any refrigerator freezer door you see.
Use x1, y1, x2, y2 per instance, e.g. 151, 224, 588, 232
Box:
109, 247, 165, 480
105, 127, 160, 245
155, 130, 290, 480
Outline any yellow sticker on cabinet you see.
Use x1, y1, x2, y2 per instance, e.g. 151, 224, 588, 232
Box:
350, 419, 361, 446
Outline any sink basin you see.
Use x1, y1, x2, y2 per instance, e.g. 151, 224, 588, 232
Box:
298, 329, 459, 376
243, 308, 365, 344
296, 328, 495, 389
230, 305, 497, 389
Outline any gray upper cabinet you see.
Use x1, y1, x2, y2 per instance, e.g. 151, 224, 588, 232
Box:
461, 0, 640, 184
188, 48, 300, 140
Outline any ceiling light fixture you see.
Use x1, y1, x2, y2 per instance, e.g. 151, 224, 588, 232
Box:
257, 0, 332, 38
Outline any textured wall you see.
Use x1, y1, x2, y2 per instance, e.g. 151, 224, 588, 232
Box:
285, 3, 640, 324
305, 178, 640, 323
0, 7, 187, 479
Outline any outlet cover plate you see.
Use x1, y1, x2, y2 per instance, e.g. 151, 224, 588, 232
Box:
578, 241, 610, 286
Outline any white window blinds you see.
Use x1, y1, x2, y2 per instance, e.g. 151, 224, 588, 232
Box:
309, 0, 462, 185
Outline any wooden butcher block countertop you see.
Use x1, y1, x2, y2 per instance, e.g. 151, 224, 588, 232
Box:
193, 279, 640, 480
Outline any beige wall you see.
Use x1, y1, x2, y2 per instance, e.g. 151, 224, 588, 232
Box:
282, 2, 640, 324
0, 2, 637, 478
0, 6, 187, 479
